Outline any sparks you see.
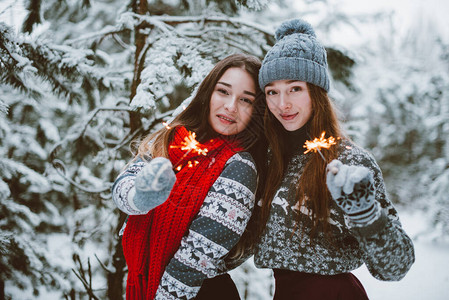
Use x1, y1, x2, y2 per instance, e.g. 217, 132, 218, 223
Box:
304, 132, 337, 154
187, 160, 199, 168
170, 131, 209, 156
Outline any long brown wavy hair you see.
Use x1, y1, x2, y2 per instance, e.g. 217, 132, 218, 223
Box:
135, 53, 266, 163
133, 53, 268, 258
257, 83, 344, 239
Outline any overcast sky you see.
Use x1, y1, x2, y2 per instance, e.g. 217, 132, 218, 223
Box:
339, 0, 449, 32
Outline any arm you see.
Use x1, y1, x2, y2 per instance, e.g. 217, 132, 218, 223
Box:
327, 152, 415, 281
111, 157, 176, 215
155, 153, 257, 300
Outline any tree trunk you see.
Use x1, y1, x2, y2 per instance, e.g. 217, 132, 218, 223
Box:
107, 212, 128, 300
1, 278, 5, 300
129, 0, 148, 133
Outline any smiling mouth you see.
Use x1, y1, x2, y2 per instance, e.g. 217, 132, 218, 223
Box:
218, 115, 236, 123
280, 113, 298, 120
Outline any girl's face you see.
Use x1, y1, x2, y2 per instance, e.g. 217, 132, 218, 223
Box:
208, 67, 256, 136
265, 80, 312, 131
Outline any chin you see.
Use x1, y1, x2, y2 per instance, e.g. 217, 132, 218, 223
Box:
281, 124, 298, 131
214, 123, 242, 136
213, 127, 234, 136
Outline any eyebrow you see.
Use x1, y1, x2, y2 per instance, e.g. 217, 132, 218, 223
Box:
217, 81, 256, 97
265, 80, 303, 87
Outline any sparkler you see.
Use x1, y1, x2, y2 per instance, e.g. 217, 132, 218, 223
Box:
170, 131, 209, 156
303, 131, 337, 162
170, 131, 208, 171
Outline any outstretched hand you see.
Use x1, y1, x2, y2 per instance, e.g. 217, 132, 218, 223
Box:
326, 159, 380, 226
136, 157, 176, 192
134, 157, 176, 211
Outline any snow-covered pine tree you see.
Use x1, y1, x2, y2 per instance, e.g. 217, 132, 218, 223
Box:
0, 21, 109, 298
346, 13, 449, 239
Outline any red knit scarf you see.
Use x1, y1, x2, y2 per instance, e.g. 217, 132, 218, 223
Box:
122, 126, 243, 299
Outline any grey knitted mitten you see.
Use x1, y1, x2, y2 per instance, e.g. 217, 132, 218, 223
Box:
326, 159, 380, 226
134, 157, 176, 211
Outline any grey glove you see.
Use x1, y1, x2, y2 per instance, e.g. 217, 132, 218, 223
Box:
326, 159, 380, 226
134, 157, 176, 211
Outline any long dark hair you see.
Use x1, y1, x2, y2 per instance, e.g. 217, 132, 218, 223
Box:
135, 53, 267, 259
258, 83, 344, 239
136, 53, 265, 161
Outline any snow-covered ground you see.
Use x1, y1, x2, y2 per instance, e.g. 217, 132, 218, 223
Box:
354, 210, 449, 300
231, 209, 449, 300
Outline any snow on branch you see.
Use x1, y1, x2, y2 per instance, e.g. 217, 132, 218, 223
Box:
0, 158, 50, 193
117, 12, 274, 38
48, 105, 175, 194
64, 25, 130, 46
1, 22, 105, 102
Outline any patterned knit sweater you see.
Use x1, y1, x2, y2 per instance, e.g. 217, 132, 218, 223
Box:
112, 152, 257, 299
254, 139, 415, 281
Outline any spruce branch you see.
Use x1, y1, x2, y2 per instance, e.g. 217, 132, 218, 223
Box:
117, 12, 273, 40
48, 106, 174, 195
143, 14, 274, 38
1, 22, 105, 101
72, 254, 100, 300
64, 26, 131, 47
94, 254, 113, 274
51, 159, 111, 193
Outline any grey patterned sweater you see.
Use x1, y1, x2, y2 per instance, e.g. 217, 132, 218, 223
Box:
112, 152, 257, 299
254, 139, 415, 281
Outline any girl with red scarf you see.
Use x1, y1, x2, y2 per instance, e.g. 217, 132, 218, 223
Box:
112, 54, 266, 299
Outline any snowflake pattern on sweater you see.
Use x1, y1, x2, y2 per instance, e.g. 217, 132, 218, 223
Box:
112, 152, 257, 299
112, 160, 148, 216
254, 140, 415, 281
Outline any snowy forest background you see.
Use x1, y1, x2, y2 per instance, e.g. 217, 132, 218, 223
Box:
1, 0, 448, 299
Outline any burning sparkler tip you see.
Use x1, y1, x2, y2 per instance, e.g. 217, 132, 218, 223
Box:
303, 131, 338, 158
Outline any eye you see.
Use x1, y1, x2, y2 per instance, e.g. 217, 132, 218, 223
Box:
217, 88, 230, 95
291, 86, 303, 92
265, 89, 277, 96
240, 97, 254, 105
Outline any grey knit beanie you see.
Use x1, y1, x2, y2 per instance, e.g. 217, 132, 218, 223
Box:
259, 19, 330, 92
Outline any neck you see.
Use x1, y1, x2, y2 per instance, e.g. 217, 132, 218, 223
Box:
282, 122, 310, 160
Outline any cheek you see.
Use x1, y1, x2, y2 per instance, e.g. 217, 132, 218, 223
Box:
305, 101, 313, 117
266, 98, 277, 113
239, 105, 254, 124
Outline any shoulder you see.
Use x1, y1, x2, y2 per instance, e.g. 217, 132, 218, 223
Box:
218, 152, 258, 191
225, 152, 257, 174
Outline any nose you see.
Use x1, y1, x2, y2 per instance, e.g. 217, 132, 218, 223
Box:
278, 93, 291, 110
225, 97, 238, 112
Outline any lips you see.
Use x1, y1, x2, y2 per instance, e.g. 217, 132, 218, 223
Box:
217, 114, 236, 124
280, 112, 298, 120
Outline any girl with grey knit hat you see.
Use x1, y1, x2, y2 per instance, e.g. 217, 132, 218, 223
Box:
253, 18, 415, 299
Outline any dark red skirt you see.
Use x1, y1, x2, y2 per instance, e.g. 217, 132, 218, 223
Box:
195, 273, 241, 300
273, 269, 369, 300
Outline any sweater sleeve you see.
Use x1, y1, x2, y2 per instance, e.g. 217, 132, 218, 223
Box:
154, 152, 258, 300
111, 158, 150, 215
341, 148, 415, 281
